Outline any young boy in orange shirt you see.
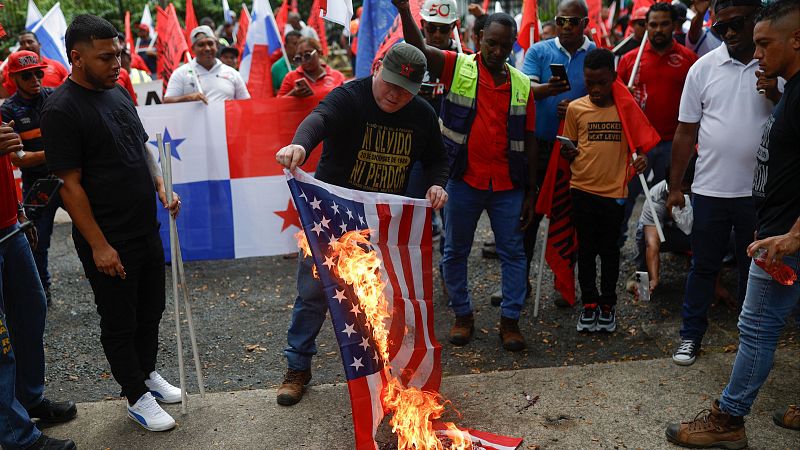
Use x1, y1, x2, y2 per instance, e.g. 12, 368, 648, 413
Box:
561, 49, 647, 333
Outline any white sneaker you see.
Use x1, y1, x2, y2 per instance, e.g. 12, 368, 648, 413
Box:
145, 371, 183, 404
127, 392, 176, 432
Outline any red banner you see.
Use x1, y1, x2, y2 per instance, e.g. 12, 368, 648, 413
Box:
517, 0, 539, 49
534, 123, 577, 306
156, 4, 190, 91
124, 11, 135, 53
612, 80, 661, 181
236, 5, 250, 62
184, 0, 199, 51
307, 0, 329, 56
276, 0, 290, 35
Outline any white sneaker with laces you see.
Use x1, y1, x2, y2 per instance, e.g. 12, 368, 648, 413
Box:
145, 371, 183, 404
127, 392, 176, 432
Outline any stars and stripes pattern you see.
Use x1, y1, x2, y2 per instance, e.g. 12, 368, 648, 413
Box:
287, 168, 440, 449
287, 168, 522, 449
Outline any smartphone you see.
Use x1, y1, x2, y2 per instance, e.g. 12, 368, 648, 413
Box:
22, 177, 63, 217
634, 271, 650, 301
295, 78, 311, 91
549, 64, 571, 90
556, 135, 577, 151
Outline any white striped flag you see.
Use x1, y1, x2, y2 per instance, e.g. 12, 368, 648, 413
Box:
239, 0, 284, 98
287, 169, 522, 449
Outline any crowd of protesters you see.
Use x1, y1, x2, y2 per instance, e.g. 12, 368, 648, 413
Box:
0, 0, 798, 448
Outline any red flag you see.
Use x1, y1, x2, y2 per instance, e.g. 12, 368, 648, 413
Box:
246, 45, 275, 99
156, 5, 189, 91
235, 5, 250, 62
307, 0, 329, 56
534, 123, 578, 306
290, 0, 299, 13
124, 11, 135, 54
276, 0, 290, 35
517, 0, 539, 49
184, 0, 199, 50
612, 80, 661, 181
482, 0, 490, 14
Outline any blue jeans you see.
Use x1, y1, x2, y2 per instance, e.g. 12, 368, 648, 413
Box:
442, 180, 526, 320
680, 195, 756, 341
0, 224, 46, 448
284, 253, 327, 371
621, 140, 672, 243
22, 177, 62, 291
719, 253, 799, 417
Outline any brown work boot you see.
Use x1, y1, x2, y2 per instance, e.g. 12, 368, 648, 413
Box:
276, 369, 312, 406
665, 400, 747, 449
499, 316, 526, 351
773, 404, 800, 430
448, 313, 474, 346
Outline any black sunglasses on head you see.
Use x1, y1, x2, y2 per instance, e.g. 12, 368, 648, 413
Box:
292, 49, 317, 64
20, 69, 45, 81
555, 16, 586, 27
711, 14, 751, 36
425, 23, 453, 35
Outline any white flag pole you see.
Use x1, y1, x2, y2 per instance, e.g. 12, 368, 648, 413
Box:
625, 29, 664, 243
158, 136, 188, 413
533, 216, 549, 318
185, 51, 205, 96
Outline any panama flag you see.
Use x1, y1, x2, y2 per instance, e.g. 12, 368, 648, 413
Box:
31, 2, 68, 69
137, 98, 323, 261
222, 0, 235, 24
26, 0, 43, 30
239, 0, 283, 98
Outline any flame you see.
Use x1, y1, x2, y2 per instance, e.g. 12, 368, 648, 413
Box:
298, 230, 471, 450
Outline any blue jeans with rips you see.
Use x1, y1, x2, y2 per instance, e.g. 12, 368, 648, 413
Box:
442, 180, 526, 320
0, 224, 46, 449
719, 253, 799, 417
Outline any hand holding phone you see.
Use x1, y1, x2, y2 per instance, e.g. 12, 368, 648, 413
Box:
557, 135, 579, 162
548, 64, 571, 93
293, 78, 313, 97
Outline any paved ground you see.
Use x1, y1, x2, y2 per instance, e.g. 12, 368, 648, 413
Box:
43, 211, 798, 402
42, 350, 799, 449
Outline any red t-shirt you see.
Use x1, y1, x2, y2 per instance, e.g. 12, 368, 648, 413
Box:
278, 64, 346, 98
617, 40, 697, 141
0, 155, 18, 229
3, 56, 69, 96
440, 51, 536, 192
116, 68, 138, 105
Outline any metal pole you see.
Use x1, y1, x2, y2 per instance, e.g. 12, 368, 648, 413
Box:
633, 153, 666, 243
158, 136, 188, 413
533, 216, 549, 318
174, 234, 205, 397
627, 30, 648, 88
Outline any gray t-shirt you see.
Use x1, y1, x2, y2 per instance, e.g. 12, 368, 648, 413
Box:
640, 180, 669, 226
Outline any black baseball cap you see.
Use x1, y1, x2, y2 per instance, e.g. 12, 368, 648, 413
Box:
380, 43, 427, 95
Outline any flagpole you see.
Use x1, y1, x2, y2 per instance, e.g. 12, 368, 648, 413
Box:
185, 51, 205, 97
174, 233, 205, 397
157, 135, 188, 414
625, 30, 665, 243
533, 216, 549, 318
611, 33, 633, 54
452, 25, 463, 53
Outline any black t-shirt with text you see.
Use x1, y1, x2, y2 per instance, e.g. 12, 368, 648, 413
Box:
752, 73, 800, 239
42, 79, 157, 244
292, 77, 449, 194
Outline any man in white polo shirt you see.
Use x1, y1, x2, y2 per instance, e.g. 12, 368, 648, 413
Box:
164, 26, 250, 103
665, 0, 782, 367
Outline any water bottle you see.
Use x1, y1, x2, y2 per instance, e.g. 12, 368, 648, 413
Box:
753, 249, 797, 286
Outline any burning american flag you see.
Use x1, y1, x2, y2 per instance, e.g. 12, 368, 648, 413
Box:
286, 169, 522, 450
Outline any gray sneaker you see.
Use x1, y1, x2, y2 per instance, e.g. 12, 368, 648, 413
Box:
577, 304, 599, 332
596, 305, 616, 332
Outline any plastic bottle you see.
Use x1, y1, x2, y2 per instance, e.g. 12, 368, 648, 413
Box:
753, 248, 797, 286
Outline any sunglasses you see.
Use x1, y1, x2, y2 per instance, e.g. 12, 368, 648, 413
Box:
711, 14, 751, 36
20, 70, 45, 81
425, 23, 453, 35
632, 19, 646, 27
555, 16, 586, 27
292, 49, 317, 64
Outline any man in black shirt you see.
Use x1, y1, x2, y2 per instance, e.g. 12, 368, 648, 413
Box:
1, 50, 58, 305
666, 0, 800, 447
42, 15, 182, 433
274, 42, 449, 407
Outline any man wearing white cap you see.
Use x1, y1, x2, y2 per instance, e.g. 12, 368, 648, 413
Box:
164, 25, 250, 103
417, 0, 464, 112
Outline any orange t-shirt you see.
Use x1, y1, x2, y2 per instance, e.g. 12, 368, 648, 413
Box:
563, 96, 629, 198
